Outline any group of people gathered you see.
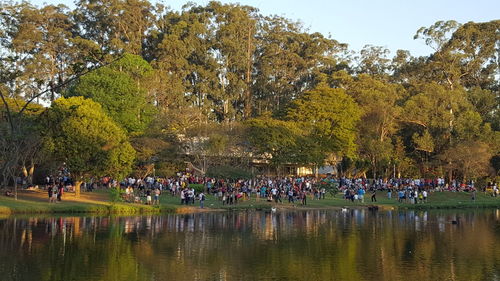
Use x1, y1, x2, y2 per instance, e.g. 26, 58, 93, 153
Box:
168, 176, 329, 207
46, 183, 65, 203
42, 172, 498, 207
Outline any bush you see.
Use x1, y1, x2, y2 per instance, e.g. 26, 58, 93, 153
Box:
206, 165, 253, 180
109, 187, 125, 203
315, 179, 339, 197
188, 184, 205, 193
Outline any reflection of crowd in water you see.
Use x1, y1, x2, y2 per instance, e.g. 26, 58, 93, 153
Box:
3, 209, 497, 248
4, 210, 500, 281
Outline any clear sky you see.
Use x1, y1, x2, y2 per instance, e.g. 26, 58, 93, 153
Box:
33, 0, 500, 57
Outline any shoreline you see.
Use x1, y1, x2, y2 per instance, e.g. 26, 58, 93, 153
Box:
2, 200, 500, 217
1, 189, 500, 217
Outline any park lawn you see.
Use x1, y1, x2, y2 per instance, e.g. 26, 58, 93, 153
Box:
2, 189, 500, 215
0, 189, 162, 215
160, 190, 500, 210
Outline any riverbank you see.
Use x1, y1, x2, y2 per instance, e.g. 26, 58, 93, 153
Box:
1, 189, 500, 215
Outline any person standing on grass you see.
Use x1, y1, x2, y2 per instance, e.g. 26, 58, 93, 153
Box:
199, 192, 205, 208
146, 189, 152, 205
271, 187, 278, 203
422, 190, 428, 203
358, 188, 365, 203
190, 187, 196, 204
52, 189, 58, 203
154, 188, 160, 205
125, 186, 131, 202
301, 191, 307, 205
57, 184, 64, 202
48, 185, 54, 203
371, 189, 377, 202
180, 189, 186, 205
222, 192, 227, 205
471, 188, 477, 201
398, 189, 404, 203
288, 189, 294, 203
186, 188, 192, 205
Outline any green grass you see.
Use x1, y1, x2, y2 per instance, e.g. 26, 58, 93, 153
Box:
0, 192, 164, 215
155, 190, 500, 211
1, 190, 499, 215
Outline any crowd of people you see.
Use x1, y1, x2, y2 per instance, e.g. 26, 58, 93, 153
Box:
41, 171, 499, 207
44, 176, 68, 203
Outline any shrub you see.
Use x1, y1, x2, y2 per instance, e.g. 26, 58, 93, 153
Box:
188, 184, 205, 193
206, 165, 253, 180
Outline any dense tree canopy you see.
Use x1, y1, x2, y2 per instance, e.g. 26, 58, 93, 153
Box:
66, 54, 156, 134
46, 97, 135, 195
0, 0, 498, 183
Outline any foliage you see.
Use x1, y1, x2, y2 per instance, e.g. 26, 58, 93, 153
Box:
0, 97, 45, 191
46, 97, 136, 183
246, 114, 324, 166
188, 184, 205, 193
440, 141, 493, 180
66, 54, 156, 134
0, 0, 498, 181
206, 165, 253, 180
286, 84, 361, 158
109, 187, 125, 203
315, 179, 340, 197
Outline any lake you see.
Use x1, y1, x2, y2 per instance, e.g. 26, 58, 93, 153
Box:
1, 209, 500, 281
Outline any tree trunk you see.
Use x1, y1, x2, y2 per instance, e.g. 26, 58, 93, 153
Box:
75, 181, 82, 198
14, 178, 17, 201
244, 24, 253, 119
447, 167, 453, 184
28, 162, 34, 186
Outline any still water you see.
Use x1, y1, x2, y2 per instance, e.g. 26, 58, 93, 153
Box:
1, 209, 500, 281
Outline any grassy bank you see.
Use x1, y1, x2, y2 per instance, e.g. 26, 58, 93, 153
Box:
194, 191, 500, 210
0, 190, 168, 215
1, 189, 500, 216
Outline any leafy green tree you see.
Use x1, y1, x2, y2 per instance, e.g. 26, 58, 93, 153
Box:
440, 141, 493, 180
208, 1, 258, 120
356, 45, 391, 76
66, 54, 156, 134
246, 114, 324, 167
414, 20, 500, 90
467, 87, 498, 129
0, 3, 81, 101
0, 97, 45, 198
253, 16, 345, 115
46, 96, 135, 197
206, 165, 253, 180
286, 84, 361, 158
441, 20, 500, 89
73, 0, 155, 55
336, 72, 405, 178
144, 5, 217, 113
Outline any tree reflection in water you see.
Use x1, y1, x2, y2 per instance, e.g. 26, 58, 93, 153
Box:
1, 209, 500, 281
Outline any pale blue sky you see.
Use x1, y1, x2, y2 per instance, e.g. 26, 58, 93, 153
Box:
32, 0, 500, 57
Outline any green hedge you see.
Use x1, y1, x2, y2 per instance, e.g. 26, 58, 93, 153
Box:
206, 165, 253, 180
188, 184, 205, 193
